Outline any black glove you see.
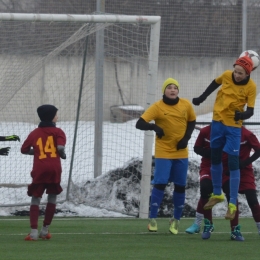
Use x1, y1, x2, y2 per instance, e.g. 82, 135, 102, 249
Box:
177, 137, 188, 150
192, 96, 206, 106
0, 147, 10, 156
151, 124, 165, 139
234, 111, 242, 121
59, 151, 66, 160
57, 146, 66, 159
5, 135, 20, 142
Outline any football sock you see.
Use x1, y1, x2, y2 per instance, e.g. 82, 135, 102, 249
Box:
210, 163, 222, 195
229, 169, 240, 205
230, 202, 239, 230
203, 206, 213, 222
149, 188, 164, 218
194, 212, 204, 227
197, 198, 208, 214
256, 222, 260, 234
30, 205, 39, 229
43, 203, 56, 226
173, 191, 185, 220
197, 197, 212, 222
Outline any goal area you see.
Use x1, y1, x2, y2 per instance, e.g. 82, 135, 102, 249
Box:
0, 13, 160, 217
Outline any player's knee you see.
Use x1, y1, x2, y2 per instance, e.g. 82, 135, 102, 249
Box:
174, 184, 185, 193
228, 154, 239, 171
47, 194, 57, 204
211, 147, 222, 165
154, 184, 167, 191
31, 196, 41, 206
200, 179, 213, 199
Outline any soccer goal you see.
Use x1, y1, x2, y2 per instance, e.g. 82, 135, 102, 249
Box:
0, 13, 160, 217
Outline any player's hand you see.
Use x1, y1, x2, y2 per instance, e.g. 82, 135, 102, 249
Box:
234, 111, 242, 121
177, 137, 188, 150
0, 147, 10, 156
59, 151, 66, 160
192, 96, 205, 106
5, 135, 20, 142
152, 124, 165, 139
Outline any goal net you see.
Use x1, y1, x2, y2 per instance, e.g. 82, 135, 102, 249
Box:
0, 13, 160, 215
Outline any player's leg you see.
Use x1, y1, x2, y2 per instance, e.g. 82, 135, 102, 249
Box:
186, 177, 212, 234
148, 159, 170, 232
224, 126, 241, 220
24, 184, 44, 241
204, 121, 225, 209
148, 183, 167, 232
244, 189, 260, 235
198, 179, 215, 239
39, 183, 63, 239
169, 158, 188, 235
223, 181, 244, 241
39, 194, 56, 239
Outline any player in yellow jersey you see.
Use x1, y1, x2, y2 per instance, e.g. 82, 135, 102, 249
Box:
192, 56, 256, 221
136, 78, 196, 234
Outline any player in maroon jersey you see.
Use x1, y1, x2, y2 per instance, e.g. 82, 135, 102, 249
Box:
21, 104, 66, 241
185, 125, 260, 241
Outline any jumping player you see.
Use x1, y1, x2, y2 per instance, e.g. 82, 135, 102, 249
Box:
192, 56, 256, 220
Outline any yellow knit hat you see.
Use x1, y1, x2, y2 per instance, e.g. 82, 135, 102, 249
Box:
162, 78, 180, 94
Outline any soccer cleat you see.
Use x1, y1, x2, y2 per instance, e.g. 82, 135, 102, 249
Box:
169, 218, 180, 235
185, 223, 200, 234
24, 229, 38, 241
225, 203, 237, 220
24, 234, 37, 241
39, 226, 52, 240
203, 193, 225, 210
148, 218, 158, 232
231, 225, 245, 241
201, 218, 214, 239
39, 231, 52, 240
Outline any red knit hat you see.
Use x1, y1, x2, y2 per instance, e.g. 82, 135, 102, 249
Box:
234, 56, 253, 74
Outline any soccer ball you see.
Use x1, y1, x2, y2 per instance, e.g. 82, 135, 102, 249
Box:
239, 50, 260, 70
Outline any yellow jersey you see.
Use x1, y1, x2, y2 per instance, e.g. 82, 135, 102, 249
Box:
141, 98, 196, 159
213, 70, 256, 127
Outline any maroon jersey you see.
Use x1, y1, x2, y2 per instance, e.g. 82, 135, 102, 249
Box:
196, 125, 260, 191
21, 126, 66, 184
194, 125, 211, 177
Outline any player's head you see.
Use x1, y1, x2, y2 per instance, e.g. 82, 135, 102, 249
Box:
37, 104, 58, 122
233, 56, 253, 81
162, 78, 180, 99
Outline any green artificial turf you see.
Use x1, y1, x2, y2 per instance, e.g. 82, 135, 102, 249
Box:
0, 217, 258, 260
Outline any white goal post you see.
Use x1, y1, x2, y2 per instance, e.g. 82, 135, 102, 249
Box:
0, 13, 160, 218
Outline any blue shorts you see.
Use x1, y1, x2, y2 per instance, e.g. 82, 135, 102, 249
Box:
210, 120, 241, 156
152, 158, 188, 186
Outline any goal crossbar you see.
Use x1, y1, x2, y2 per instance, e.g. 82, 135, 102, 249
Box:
0, 13, 161, 24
